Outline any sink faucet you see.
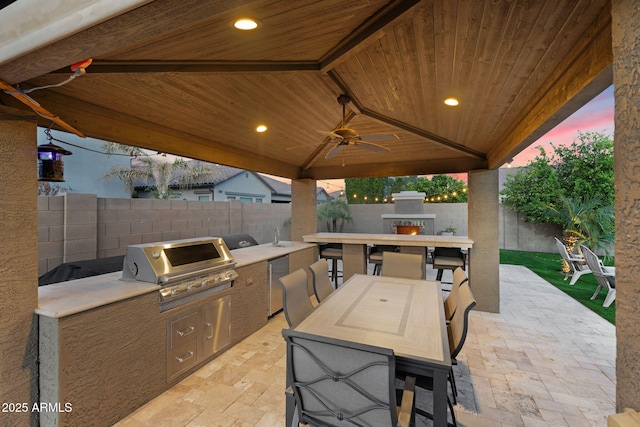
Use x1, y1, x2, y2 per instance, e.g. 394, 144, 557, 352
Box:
274, 227, 280, 246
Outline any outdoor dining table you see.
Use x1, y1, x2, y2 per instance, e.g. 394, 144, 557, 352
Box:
286, 273, 451, 427
303, 232, 474, 281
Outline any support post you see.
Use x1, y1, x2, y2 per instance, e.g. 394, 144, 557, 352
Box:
468, 169, 500, 313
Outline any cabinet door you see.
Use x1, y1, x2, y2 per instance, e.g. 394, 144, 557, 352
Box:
202, 295, 231, 358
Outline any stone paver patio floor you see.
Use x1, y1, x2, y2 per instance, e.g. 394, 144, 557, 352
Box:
115, 264, 616, 426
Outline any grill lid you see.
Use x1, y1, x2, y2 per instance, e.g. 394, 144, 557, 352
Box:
122, 237, 235, 284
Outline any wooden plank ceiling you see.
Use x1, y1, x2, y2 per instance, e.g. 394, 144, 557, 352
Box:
0, 0, 612, 180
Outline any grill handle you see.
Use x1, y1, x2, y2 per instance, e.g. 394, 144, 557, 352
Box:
158, 263, 236, 284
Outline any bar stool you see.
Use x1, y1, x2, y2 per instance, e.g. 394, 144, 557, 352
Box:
319, 243, 343, 286
368, 245, 399, 275
432, 247, 466, 282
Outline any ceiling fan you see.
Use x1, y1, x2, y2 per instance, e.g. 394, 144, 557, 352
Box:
319, 94, 399, 159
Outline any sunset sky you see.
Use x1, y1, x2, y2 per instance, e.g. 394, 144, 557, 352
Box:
315, 84, 615, 193
510, 84, 614, 167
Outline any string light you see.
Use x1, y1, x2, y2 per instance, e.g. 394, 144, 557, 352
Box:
348, 186, 469, 203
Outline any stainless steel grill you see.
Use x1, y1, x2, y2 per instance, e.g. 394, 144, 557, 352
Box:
121, 237, 238, 310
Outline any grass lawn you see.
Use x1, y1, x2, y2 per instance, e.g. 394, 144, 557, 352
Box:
500, 249, 615, 324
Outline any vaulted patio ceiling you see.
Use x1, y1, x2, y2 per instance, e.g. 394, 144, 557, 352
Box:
0, 0, 612, 180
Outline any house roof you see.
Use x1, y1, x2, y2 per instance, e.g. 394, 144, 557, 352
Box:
0, 0, 612, 181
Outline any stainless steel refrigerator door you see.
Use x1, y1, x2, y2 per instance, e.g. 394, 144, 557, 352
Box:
268, 255, 288, 315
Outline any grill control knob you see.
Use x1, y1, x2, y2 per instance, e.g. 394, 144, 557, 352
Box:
214, 275, 222, 283
225, 271, 234, 279
151, 251, 161, 259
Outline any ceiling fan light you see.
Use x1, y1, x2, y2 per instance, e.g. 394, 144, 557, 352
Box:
233, 18, 261, 30
256, 125, 267, 133
444, 97, 459, 106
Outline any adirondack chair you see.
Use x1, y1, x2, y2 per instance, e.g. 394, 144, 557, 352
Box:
554, 237, 592, 285
580, 245, 616, 308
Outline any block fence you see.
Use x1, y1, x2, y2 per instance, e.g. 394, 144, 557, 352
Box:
38, 194, 562, 277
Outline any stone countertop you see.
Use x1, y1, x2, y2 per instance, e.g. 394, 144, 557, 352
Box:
36, 241, 318, 319
36, 272, 159, 319
303, 232, 474, 248
231, 241, 317, 267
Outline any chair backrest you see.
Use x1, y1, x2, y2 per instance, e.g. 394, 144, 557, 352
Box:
279, 268, 314, 328
309, 259, 334, 303
381, 251, 423, 280
448, 282, 476, 360
554, 236, 572, 261
580, 245, 614, 289
444, 267, 468, 321
432, 247, 466, 270
282, 329, 400, 427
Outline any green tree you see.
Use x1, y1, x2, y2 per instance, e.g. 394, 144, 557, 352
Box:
317, 199, 353, 232
345, 177, 387, 203
500, 147, 563, 222
552, 131, 614, 207
407, 175, 468, 203
501, 131, 614, 222
102, 143, 219, 199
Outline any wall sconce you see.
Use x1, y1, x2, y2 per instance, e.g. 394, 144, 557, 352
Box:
38, 143, 72, 182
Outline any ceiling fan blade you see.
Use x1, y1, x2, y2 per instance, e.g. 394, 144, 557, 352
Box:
359, 133, 399, 142
325, 145, 344, 159
358, 142, 390, 153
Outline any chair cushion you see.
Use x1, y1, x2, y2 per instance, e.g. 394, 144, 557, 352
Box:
369, 252, 383, 262
433, 256, 465, 267
321, 248, 342, 259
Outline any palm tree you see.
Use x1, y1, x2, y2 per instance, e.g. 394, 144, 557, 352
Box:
317, 199, 353, 232
547, 197, 614, 271
102, 143, 220, 199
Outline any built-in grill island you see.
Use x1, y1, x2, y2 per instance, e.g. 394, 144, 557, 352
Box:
37, 235, 318, 426
122, 237, 238, 311
121, 237, 238, 380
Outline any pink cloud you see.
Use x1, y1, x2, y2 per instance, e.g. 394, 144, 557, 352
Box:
513, 85, 614, 166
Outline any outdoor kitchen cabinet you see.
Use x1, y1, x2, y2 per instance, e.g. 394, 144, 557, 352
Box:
230, 260, 269, 344
166, 294, 231, 381
38, 291, 166, 427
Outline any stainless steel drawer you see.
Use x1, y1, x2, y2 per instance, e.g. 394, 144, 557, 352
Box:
169, 311, 201, 349
168, 339, 199, 379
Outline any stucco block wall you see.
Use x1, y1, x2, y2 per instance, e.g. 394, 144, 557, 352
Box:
38, 194, 568, 277
64, 194, 97, 263
38, 196, 294, 276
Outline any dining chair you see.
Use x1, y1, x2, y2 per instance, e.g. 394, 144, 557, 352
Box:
580, 245, 616, 307
319, 243, 343, 286
555, 237, 592, 285
432, 247, 466, 282
397, 281, 475, 426
282, 329, 416, 427
443, 267, 468, 322
381, 251, 424, 280
309, 259, 334, 303
447, 282, 476, 406
278, 268, 314, 328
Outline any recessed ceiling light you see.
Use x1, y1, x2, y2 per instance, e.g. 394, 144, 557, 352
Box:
444, 97, 459, 106
233, 18, 261, 30
256, 125, 267, 133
